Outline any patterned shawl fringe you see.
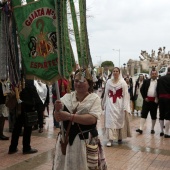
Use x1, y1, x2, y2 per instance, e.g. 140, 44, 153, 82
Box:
0, 3, 20, 86
7, 15, 20, 86
0, 10, 8, 80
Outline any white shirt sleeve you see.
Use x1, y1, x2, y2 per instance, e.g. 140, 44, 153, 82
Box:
89, 96, 102, 119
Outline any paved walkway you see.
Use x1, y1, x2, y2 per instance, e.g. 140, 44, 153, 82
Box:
0, 91, 170, 170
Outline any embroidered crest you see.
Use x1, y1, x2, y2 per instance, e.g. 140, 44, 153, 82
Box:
28, 19, 57, 59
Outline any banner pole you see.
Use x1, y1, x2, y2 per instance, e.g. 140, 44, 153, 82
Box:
55, 81, 65, 143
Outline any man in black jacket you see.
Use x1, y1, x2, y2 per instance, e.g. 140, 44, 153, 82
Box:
8, 80, 38, 154
136, 70, 158, 134
157, 67, 170, 138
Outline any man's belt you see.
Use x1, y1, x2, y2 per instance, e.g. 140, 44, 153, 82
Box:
159, 94, 170, 99
147, 96, 155, 102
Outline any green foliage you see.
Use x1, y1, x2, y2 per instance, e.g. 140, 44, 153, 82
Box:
141, 69, 149, 74
101, 61, 114, 67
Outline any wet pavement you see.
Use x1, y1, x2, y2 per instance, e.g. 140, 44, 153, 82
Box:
0, 90, 170, 170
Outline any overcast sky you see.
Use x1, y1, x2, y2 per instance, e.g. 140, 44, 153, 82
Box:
2, 0, 170, 68
86, 0, 170, 67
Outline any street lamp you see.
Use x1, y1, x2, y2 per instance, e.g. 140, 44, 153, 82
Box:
123, 63, 126, 69
123, 63, 126, 76
113, 49, 120, 67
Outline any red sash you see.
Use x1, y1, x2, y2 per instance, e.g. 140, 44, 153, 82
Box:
159, 94, 170, 99
147, 96, 155, 102
109, 88, 123, 103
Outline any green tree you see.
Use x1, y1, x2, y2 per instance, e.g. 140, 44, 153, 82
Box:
141, 69, 149, 74
101, 61, 114, 67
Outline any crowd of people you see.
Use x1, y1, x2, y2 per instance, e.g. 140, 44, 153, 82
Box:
0, 66, 170, 169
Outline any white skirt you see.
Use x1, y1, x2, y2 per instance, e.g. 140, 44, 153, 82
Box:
104, 112, 131, 140
53, 134, 88, 170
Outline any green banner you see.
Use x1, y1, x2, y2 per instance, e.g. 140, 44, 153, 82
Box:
11, 0, 21, 7
55, 0, 75, 79
69, 0, 82, 67
12, 0, 59, 83
79, 0, 93, 68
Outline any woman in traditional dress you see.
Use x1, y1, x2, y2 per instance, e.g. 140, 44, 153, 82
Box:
134, 74, 145, 115
102, 67, 131, 147
53, 69, 107, 170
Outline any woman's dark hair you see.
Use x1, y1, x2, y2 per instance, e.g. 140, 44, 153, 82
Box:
124, 77, 129, 82
74, 69, 93, 93
113, 67, 120, 73
136, 74, 145, 83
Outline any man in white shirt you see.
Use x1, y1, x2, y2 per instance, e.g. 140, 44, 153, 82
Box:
136, 70, 158, 134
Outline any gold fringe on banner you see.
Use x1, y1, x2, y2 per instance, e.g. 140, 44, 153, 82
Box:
15, 87, 20, 100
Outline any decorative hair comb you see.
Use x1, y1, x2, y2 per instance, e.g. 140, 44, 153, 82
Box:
76, 68, 92, 82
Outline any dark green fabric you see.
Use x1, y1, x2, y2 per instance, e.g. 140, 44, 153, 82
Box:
69, 0, 82, 66
11, 0, 21, 7
55, 0, 75, 79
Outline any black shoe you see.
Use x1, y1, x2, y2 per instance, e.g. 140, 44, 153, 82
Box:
164, 134, 170, 138
151, 130, 155, 134
32, 125, 38, 131
118, 139, 122, 144
0, 135, 9, 140
23, 148, 38, 154
136, 129, 143, 134
8, 148, 18, 154
160, 132, 164, 136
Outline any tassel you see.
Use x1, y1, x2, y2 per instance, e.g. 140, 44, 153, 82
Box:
18, 81, 22, 93
15, 87, 20, 100
22, 78, 25, 89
